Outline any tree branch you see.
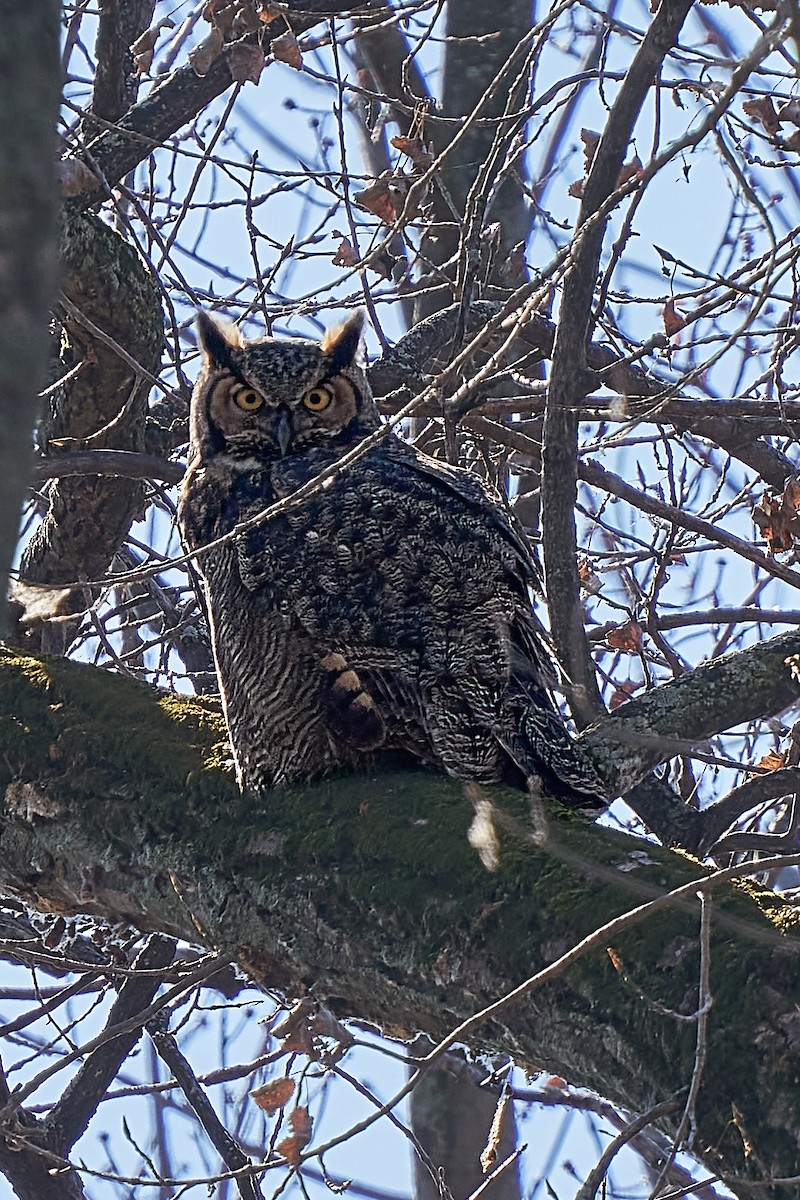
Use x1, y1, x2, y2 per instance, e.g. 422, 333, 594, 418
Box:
542, 0, 695, 723
1, 648, 800, 1193
0, 4, 61, 637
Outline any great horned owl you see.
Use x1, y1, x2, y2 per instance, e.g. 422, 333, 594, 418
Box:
179, 310, 605, 809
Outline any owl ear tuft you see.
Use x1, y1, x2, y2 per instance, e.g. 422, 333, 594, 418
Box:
196, 311, 242, 369
321, 311, 365, 372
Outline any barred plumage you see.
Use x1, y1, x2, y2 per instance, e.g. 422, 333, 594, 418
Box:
179, 310, 606, 810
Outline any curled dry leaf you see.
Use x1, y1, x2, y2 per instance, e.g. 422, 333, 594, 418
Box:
571, 132, 641, 198
130, 18, 175, 75
777, 98, 800, 127
276, 1106, 313, 1166
757, 750, 787, 771
606, 621, 644, 652
580, 128, 601, 169
354, 171, 422, 227
618, 155, 643, 185
662, 298, 686, 337
743, 95, 781, 136
610, 681, 639, 710
391, 135, 434, 170
606, 947, 624, 973
578, 557, 601, 594
332, 238, 359, 268
189, 27, 224, 76
251, 1076, 295, 1112
257, 0, 288, 19
271, 31, 302, 70
353, 177, 396, 224
227, 42, 266, 84
203, 0, 238, 35
753, 477, 800, 553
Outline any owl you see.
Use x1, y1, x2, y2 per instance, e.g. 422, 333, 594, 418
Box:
179, 310, 605, 810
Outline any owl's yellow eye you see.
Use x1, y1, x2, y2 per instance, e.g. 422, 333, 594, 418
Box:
233, 387, 264, 411
302, 387, 332, 412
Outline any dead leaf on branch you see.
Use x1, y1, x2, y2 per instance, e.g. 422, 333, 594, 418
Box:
480, 1086, 511, 1173
578, 556, 601, 595
251, 1077, 295, 1112
609, 685, 637, 711
331, 237, 359, 268
276, 1106, 313, 1166
753, 476, 800, 553
353, 176, 396, 223
606, 621, 644, 652
743, 95, 781, 137
257, 0, 289, 19
227, 41, 266, 83
271, 31, 302, 70
189, 27, 224, 75
59, 158, 99, 198
757, 750, 787, 772
662, 298, 687, 337
569, 129, 642, 198
777, 98, 800, 127
391, 135, 435, 170
130, 18, 175, 75
579, 128, 601, 169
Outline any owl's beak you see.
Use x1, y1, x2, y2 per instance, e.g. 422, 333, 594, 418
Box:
276, 409, 293, 456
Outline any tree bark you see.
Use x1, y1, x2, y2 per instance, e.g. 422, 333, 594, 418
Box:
0, 4, 62, 636
0, 648, 798, 1197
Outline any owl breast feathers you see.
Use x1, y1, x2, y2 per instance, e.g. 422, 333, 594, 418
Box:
179, 310, 606, 811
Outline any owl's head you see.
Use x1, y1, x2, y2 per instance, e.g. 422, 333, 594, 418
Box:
190, 310, 380, 462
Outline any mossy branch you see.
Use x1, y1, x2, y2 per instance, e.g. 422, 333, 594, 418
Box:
0, 648, 799, 1195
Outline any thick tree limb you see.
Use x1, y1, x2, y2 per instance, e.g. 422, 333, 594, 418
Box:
0, 5, 61, 637
542, 1, 695, 723
0, 649, 799, 1196
20, 211, 164, 649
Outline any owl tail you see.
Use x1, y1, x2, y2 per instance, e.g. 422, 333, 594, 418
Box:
501, 695, 608, 814
319, 651, 385, 750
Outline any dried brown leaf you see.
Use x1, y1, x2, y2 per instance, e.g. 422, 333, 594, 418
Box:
606, 621, 644, 652
203, 0, 238, 35
753, 478, 800, 553
610, 682, 638, 710
251, 1077, 295, 1112
777, 98, 800, 127
271, 31, 302, 70
662, 298, 686, 337
130, 19, 175, 74
743, 95, 781, 136
353, 177, 396, 224
332, 238, 359, 268
232, 4, 261, 34
580, 128, 601, 168
617, 155, 643, 186
391, 135, 434, 170
277, 1106, 313, 1165
258, 0, 287, 19
59, 158, 98, 198
227, 41, 266, 84
189, 27, 224, 75
757, 750, 787, 772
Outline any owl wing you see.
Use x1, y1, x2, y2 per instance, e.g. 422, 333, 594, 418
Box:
385, 442, 605, 802
234, 437, 604, 804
